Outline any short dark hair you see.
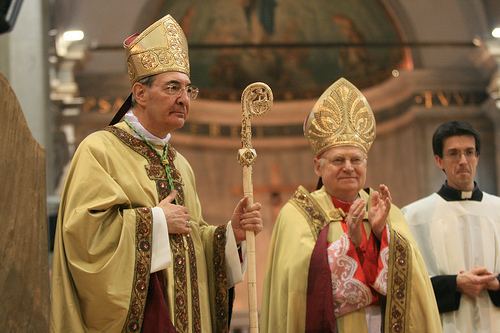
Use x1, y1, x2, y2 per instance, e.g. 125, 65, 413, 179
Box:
432, 120, 481, 157
131, 75, 157, 106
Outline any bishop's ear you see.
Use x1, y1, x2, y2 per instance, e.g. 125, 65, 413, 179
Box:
313, 157, 322, 177
132, 82, 148, 107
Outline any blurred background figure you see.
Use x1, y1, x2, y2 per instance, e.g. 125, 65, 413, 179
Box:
403, 120, 500, 333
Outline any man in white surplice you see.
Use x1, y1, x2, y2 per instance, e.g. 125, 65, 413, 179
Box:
403, 120, 500, 333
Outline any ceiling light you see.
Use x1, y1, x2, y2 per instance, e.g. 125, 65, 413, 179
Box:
62, 30, 84, 42
492, 27, 500, 39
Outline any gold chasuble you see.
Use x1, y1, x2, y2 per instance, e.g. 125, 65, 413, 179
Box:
51, 122, 230, 333
260, 186, 442, 333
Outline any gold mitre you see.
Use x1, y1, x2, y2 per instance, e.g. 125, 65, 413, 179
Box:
125, 14, 190, 84
304, 78, 376, 155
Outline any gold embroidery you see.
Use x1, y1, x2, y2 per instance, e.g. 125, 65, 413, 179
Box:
386, 230, 411, 333
106, 126, 199, 332
145, 164, 166, 179
304, 78, 376, 155
125, 15, 190, 83
187, 232, 202, 333
105, 126, 186, 205
290, 186, 331, 239
170, 234, 188, 332
169, 233, 201, 332
213, 225, 229, 333
122, 208, 153, 333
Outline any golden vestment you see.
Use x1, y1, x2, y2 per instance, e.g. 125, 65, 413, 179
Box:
51, 122, 231, 333
260, 186, 442, 333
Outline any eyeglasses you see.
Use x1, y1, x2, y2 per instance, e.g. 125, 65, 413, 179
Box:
322, 155, 366, 167
164, 82, 199, 99
443, 148, 478, 161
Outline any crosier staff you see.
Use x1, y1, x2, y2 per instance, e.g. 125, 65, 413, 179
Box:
238, 82, 273, 333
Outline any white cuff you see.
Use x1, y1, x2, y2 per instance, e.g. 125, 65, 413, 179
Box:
150, 207, 172, 273
225, 222, 246, 287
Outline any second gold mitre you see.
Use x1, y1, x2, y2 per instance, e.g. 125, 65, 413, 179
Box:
124, 14, 190, 84
304, 78, 376, 156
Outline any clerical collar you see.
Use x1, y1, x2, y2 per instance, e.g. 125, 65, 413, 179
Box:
331, 196, 352, 214
437, 181, 482, 201
124, 110, 171, 146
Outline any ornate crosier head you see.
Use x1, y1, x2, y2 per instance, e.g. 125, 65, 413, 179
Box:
237, 82, 274, 167
304, 78, 376, 156
124, 14, 190, 84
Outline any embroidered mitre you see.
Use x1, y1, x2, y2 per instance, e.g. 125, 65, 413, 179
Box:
124, 14, 190, 84
304, 78, 376, 155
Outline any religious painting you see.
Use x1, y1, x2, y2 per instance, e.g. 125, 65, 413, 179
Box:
157, 0, 406, 100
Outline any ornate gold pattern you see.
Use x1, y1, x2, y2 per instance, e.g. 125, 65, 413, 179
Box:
122, 208, 153, 333
105, 126, 186, 204
169, 234, 189, 332
106, 126, 201, 333
237, 82, 273, 166
290, 186, 334, 239
213, 225, 230, 333
291, 186, 412, 332
237, 148, 257, 167
125, 15, 190, 84
386, 230, 411, 333
304, 78, 376, 155
145, 164, 165, 179
186, 232, 202, 333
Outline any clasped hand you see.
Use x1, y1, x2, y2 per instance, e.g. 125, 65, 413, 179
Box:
457, 267, 499, 297
347, 184, 392, 247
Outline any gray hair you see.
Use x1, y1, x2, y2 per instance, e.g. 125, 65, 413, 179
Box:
131, 75, 157, 107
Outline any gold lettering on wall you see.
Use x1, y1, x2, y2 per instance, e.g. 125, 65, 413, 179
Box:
436, 92, 449, 107
82, 97, 124, 114
74, 91, 486, 139
97, 99, 112, 114
209, 124, 220, 137
414, 90, 484, 108
82, 91, 483, 115
424, 91, 433, 108
452, 92, 464, 106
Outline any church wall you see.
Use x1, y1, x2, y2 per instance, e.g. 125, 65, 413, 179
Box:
40, 0, 500, 327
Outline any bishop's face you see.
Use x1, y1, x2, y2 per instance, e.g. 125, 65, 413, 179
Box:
435, 135, 478, 191
133, 71, 193, 138
314, 145, 367, 202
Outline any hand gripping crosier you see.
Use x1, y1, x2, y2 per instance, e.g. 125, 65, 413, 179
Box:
238, 82, 273, 332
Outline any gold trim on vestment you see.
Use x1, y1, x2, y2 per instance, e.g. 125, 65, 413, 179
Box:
291, 186, 342, 239
386, 230, 411, 333
122, 208, 153, 333
213, 225, 230, 333
291, 186, 413, 333
106, 125, 201, 332
187, 231, 202, 333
